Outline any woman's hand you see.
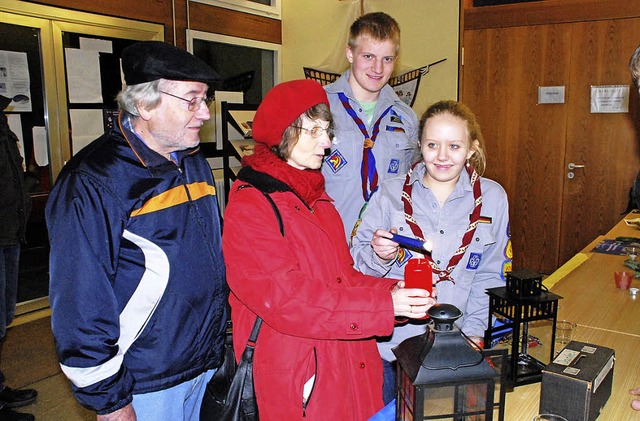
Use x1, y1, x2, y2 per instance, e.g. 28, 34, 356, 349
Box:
372, 228, 400, 262
391, 280, 436, 318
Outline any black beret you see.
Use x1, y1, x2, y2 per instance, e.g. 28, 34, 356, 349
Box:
121, 41, 220, 85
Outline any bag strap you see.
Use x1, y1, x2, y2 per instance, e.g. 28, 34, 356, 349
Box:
260, 191, 284, 237
247, 317, 263, 345
242, 188, 284, 346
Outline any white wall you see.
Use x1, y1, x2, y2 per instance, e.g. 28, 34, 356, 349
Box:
281, 0, 460, 116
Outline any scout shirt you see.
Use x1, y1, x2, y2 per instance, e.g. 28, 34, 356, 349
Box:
350, 162, 512, 362
323, 70, 419, 241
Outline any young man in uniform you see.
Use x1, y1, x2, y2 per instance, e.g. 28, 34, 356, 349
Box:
323, 12, 420, 242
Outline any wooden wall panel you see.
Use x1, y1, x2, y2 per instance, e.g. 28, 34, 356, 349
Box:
465, 0, 640, 30
463, 24, 572, 273
463, 9, 640, 273
23, 0, 178, 41
560, 18, 640, 265
189, 3, 281, 44
22, 0, 282, 48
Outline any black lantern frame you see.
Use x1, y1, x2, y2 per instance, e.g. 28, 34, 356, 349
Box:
394, 304, 507, 421
483, 284, 562, 387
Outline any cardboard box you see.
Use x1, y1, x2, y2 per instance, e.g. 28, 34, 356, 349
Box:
539, 341, 615, 421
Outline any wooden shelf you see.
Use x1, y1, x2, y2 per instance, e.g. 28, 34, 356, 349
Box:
229, 138, 255, 158
221, 102, 259, 201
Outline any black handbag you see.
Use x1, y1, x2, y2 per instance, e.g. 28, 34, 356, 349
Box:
201, 187, 281, 420
200, 317, 263, 421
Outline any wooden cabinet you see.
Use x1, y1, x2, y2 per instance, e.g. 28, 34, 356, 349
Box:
461, 4, 640, 274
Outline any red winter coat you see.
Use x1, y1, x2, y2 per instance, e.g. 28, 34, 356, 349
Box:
222, 176, 397, 421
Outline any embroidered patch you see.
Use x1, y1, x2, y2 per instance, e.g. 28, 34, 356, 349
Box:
390, 109, 403, 124
385, 125, 405, 133
395, 247, 413, 267
325, 150, 347, 173
478, 216, 492, 224
466, 252, 482, 270
388, 158, 400, 174
501, 260, 512, 280
505, 239, 513, 259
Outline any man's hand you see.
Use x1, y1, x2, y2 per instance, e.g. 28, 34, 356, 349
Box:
97, 403, 137, 421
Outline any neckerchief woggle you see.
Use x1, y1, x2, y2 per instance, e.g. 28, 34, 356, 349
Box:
401, 161, 483, 284
338, 92, 393, 201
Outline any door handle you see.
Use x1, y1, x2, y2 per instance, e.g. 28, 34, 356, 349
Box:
568, 163, 585, 170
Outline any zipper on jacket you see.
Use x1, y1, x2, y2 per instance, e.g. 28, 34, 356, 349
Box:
302, 347, 318, 417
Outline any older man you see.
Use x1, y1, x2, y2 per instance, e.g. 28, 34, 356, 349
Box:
46, 41, 227, 421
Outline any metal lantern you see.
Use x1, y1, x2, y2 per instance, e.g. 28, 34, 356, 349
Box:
483, 269, 563, 387
393, 304, 507, 421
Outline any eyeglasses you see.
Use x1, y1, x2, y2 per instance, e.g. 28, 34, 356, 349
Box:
160, 91, 213, 112
291, 125, 334, 139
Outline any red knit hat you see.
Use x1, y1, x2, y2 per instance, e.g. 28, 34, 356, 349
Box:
252, 79, 329, 147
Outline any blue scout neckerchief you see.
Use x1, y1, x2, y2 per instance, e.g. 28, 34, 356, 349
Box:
337, 92, 393, 201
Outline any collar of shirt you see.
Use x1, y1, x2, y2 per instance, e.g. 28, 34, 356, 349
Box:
119, 112, 197, 169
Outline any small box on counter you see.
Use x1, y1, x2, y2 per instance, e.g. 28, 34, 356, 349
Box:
539, 341, 615, 421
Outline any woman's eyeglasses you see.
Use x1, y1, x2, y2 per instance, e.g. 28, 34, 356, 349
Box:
291, 125, 334, 139
160, 91, 213, 112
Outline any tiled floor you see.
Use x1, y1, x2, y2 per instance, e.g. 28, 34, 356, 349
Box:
1, 312, 92, 420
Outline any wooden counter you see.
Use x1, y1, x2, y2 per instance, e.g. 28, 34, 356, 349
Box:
504, 212, 640, 420
552, 214, 640, 335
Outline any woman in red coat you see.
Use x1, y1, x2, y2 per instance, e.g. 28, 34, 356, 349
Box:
221, 79, 434, 421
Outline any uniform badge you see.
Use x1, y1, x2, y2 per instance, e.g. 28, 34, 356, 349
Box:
466, 252, 482, 270
396, 247, 413, 267
385, 125, 406, 133
388, 158, 400, 174
390, 110, 403, 124
501, 260, 512, 280
325, 150, 347, 173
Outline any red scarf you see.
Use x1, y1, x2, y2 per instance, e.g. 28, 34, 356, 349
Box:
242, 145, 325, 205
401, 162, 482, 284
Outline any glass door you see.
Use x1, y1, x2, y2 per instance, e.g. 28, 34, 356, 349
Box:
0, 2, 163, 315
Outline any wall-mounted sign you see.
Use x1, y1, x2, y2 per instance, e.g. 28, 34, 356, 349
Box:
590, 85, 629, 113
538, 86, 565, 104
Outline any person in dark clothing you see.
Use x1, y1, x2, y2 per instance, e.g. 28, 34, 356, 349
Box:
0, 94, 37, 421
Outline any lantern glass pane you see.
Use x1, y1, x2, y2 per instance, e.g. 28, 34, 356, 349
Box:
398, 368, 416, 421
422, 386, 455, 417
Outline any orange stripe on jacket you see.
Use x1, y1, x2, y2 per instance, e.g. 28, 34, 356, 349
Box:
130, 182, 216, 217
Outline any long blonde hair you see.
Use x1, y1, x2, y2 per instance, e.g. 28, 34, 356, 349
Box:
418, 100, 487, 175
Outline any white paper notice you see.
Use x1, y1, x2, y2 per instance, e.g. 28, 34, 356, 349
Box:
79, 37, 113, 54
590, 85, 630, 113
32, 126, 48, 166
7, 114, 25, 164
0, 50, 32, 112
65, 48, 103, 103
70, 109, 103, 154
538, 86, 565, 104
